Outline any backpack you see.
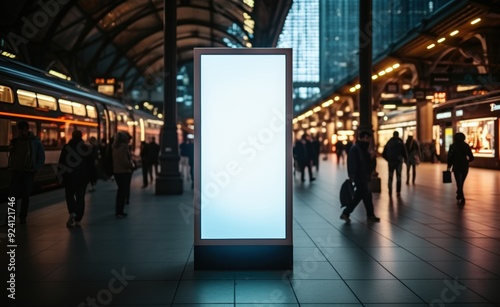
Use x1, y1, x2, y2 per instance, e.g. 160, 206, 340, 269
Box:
339, 179, 355, 207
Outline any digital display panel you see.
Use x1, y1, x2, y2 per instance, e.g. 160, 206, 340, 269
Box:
195, 49, 292, 241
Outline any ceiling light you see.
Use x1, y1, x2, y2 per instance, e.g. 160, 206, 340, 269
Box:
471, 18, 481, 25
437, 37, 446, 43
372, 75, 378, 80
450, 30, 459, 36
427, 44, 436, 49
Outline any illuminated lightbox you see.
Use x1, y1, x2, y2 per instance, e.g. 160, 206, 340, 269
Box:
194, 48, 293, 269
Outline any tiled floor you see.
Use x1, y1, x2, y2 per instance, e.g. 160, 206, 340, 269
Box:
1, 156, 499, 306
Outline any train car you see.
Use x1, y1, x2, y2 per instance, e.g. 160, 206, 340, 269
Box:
0, 57, 162, 196
433, 90, 500, 169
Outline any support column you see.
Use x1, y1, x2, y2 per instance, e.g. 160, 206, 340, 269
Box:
359, 0, 372, 133
156, 0, 183, 195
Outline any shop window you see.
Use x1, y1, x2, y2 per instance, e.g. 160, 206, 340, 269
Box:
37, 93, 57, 110
17, 89, 37, 107
458, 118, 496, 157
0, 85, 14, 103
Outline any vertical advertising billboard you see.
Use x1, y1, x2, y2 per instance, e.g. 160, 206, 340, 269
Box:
194, 48, 293, 269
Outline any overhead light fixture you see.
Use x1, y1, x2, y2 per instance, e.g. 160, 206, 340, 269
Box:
378, 70, 386, 76
372, 75, 378, 80
450, 30, 459, 36
334, 96, 340, 101
471, 18, 481, 25
355, 84, 361, 89
349, 87, 356, 92
437, 37, 446, 43
427, 44, 436, 49
392, 63, 400, 69
383, 104, 397, 109
313, 106, 321, 113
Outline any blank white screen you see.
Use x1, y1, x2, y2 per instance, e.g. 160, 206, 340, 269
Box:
200, 54, 287, 239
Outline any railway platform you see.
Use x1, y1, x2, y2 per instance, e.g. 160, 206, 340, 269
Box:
0, 156, 499, 306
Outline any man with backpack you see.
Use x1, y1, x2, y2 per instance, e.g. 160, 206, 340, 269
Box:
382, 131, 407, 196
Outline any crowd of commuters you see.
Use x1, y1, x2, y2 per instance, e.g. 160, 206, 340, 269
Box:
6, 118, 477, 226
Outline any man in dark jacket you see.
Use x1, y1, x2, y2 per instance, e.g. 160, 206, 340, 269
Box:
8, 121, 45, 224
293, 134, 315, 182
382, 131, 407, 195
340, 131, 380, 223
58, 130, 93, 227
447, 132, 474, 205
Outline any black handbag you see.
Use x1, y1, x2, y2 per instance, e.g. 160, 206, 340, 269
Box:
340, 179, 355, 207
442, 170, 452, 183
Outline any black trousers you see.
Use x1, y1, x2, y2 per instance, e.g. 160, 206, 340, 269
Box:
114, 173, 132, 215
342, 180, 375, 217
141, 160, 150, 186
9, 171, 35, 219
299, 161, 313, 181
388, 161, 403, 193
64, 184, 87, 221
453, 168, 469, 200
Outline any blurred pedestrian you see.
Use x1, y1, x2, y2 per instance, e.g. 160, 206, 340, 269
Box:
88, 136, 99, 192
405, 135, 420, 184
149, 137, 160, 179
430, 139, 440, 163
382, 131, 407, 195
293, 134, 315, 182
312, 135, 321, 172
447, 132, 474, 205
340, 130, 380, 223
58, 130, 93, 227
8, 121, 45, 224
335, 141, 345, 165
140, 141, 150, 188
113, 132, 134, 217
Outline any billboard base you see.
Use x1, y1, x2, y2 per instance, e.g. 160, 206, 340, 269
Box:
194, 245, 293, 270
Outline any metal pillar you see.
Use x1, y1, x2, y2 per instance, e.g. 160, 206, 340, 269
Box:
359, 0, 372, 133
156, 0, 183, 195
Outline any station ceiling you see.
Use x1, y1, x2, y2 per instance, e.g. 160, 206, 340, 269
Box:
0, 0, 292, 91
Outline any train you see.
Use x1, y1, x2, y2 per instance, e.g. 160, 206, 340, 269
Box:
0, 57, 163, 196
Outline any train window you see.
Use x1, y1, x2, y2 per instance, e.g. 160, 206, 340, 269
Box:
40, 123, 60, 149
0, 85, 14, 103
0, 119, 12, 146
86, 105, 97, 118
17, 89, 37, 107
59, 99, 73, 113
72, 102, 86, 116
36, 93, 57, 110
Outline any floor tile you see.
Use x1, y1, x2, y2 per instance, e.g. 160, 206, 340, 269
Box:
235, 279, 297, 303
345, 280, 425, 304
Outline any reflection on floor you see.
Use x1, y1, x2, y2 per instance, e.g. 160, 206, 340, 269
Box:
1, 156, 499, 306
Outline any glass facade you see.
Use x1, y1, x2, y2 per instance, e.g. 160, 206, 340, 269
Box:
281, 0, 455, 113
277, 0, 320, 112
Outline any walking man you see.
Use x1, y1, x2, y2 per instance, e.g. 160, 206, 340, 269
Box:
58, 130, 93, 227
382, 131, 407, 196
340, 130, 380, 223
